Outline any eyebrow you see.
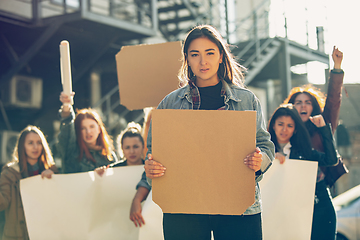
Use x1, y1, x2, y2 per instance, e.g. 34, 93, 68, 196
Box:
189, 48, 216, 53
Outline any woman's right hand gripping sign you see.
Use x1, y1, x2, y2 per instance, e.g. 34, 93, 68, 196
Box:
144, 154, 166, 179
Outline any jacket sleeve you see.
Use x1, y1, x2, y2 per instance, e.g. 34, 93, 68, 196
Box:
311, 124, 339, 166
322, 70, 344, 133
253, 97, 275, 182
136, 171, 151, 191
0, 168, 13, 211
56, 109, 78, 173
49, 165, 59, 173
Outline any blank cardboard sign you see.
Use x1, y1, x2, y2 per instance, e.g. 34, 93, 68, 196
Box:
116, 41, 182, 110
152, 109, 256, 215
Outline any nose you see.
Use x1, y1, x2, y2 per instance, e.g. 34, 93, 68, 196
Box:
200, 54, 206, 65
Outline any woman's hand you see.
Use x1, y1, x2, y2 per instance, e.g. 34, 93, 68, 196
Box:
144, 154, 166, 179
309, 115, 326, 128
129, 186, 149, 227
332, 46, 343, 69
94, 165, 108, 177
59, 92, 75, 117
275, 152, 286, 164
41, 169, 54, 179
130, 199, 145, 227
243, 147, 262, 172
59, 91, 74, 105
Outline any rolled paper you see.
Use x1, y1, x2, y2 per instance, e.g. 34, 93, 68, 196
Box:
59, 40, 74, 105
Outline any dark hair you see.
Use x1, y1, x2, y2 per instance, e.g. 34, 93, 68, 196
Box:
12, 125, 55, 178
178, 25, 245, 87
74, 108, 114, 162
268, 104, 312, 159
116, 122, 144, 159
283, 84, 326, 116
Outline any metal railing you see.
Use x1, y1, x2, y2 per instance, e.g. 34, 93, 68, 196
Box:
0, 0, 156, 28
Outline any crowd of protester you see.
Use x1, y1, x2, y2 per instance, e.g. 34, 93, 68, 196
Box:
0, 24, 344, 240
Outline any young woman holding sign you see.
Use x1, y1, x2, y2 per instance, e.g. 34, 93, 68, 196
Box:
144, 25, 274, 240
0, 126, 57, 240
268, 104, 338, 166
57, 92, 117, 173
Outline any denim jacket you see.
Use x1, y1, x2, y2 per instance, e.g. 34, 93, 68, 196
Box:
146, 80, 275, 215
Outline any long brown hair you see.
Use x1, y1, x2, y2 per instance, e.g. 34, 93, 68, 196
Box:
178, 25, 245, 87
268, 104, 313, 160
74, 108, 114, 163
283, 84, 326, 116
12, 125, 55, 178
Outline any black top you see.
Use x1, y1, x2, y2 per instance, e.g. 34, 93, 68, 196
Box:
198, 81, 224, 110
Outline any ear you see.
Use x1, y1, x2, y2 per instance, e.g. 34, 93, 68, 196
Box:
219, 53, 223, 63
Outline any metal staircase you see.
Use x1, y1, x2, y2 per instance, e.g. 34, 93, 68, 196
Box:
0, 0, 330, 138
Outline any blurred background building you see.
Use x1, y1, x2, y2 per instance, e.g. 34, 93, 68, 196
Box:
0, 0, 359, 196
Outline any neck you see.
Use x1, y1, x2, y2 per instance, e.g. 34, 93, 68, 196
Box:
86, 143, 101, 150
196, 78, 220, 88
27, 158, 38, 166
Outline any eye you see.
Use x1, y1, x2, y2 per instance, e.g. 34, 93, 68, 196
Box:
207, 52, 215, 55
190, 53, 198, 57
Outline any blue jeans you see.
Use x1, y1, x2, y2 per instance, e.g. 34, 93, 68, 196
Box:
163, 213, 262, 240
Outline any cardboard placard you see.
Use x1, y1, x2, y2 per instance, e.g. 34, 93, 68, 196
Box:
116, 41, 182, 110
152, 109, 256, 215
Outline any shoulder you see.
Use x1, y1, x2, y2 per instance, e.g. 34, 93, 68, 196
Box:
163, 86, 189, 100
5, 162, 20, 173
158, 85, 189, 108
228, 83, 257, 97
224, 82, 260, 108
1, 162, 20, 181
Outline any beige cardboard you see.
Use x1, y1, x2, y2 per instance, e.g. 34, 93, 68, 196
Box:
259, 159, 318, 240
152, 109, 256, 215
116, 41, 182, 110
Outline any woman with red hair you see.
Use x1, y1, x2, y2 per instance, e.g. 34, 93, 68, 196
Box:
57, 92, 117, 173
